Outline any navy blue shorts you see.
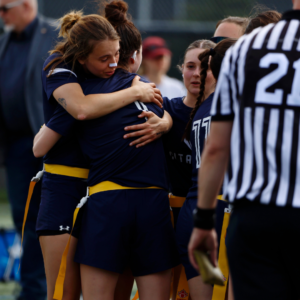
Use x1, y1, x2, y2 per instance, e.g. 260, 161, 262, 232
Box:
176, 197, 228, 280
74, 189, 180, 276
36, 172, 87, 236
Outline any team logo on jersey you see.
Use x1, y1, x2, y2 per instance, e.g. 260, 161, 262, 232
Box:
59, 226, 70, 231
177, 289, 188, 299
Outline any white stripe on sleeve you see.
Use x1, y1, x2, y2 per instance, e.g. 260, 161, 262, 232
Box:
267, 21, 287, 50
282, 20, 299, 51
252, 23, 275, 50
238, 27, 262, 95
48, 68, 77, 78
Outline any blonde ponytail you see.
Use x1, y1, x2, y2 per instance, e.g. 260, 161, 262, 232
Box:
58, 10, 83, 38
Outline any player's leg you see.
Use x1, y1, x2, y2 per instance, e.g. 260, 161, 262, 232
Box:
132, 190, 180, 299
176, 199, 213, 300
170, 203, 185, 300
114, 268, 134, 300
74, 190, 133, 299
40, 234, 81, 300
188, 276, 213, 300
135, 269, 172, 300
226, 276, 234, 300
36, 173, 86, 300
171, 264, 182, 300
81, 264, 119, 300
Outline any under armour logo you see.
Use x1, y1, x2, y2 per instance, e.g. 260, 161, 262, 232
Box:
59, 226, 70, 231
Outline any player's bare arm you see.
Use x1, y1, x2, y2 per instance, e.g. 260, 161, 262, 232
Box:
124, 110, 173, 147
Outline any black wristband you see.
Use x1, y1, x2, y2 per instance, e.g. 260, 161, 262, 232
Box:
193, 207, 215, 230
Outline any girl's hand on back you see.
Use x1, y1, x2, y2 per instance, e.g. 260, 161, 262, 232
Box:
131, 76, 163, 108
124, 110, 172, 148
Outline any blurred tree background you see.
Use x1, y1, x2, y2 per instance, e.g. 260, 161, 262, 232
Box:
43, 0, 292, 79
0, 0, 292, 80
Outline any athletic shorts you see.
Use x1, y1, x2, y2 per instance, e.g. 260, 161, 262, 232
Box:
176, 197, 228, 280
74, 189, 180, 276
36, 172, 87, 236
171, 207, 181, 230
227, 200, 300, 300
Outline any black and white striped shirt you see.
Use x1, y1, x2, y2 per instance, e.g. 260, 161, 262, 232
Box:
211, 10, 300, 208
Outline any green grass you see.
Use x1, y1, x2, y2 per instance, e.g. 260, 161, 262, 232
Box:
0, 188, 8, 204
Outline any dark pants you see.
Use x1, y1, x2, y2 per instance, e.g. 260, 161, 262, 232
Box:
226, 201, 300, 300
4, 135, 46, 300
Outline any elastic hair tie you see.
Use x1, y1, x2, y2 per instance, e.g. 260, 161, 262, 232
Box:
209, 48, 216, 56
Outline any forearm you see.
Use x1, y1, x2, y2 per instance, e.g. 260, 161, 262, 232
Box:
32, 126, 62, 158
33, 127, 44, 150
157, 111, 173, 136
33, 128, 46, 157
197, 143, 229, 209
63, 86, 141, 120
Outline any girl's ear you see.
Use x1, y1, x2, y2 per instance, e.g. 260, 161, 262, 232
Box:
78, 57, 85, 65
130, 57, 135, 65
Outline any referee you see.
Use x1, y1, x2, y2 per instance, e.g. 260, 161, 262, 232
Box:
188, 1, 300, 299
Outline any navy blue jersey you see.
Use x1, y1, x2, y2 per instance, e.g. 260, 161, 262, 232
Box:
42, 53, 88, 168
163, 97, 193, 197
187, 93, 214, 199
47, 68, 168, 188
78, 68, 168, 188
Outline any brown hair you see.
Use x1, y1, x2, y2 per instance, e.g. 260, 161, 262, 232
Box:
216, 16, 250, 35
181, 40, 215, 140
178, 39, 216, 72
44, 11, 119, 74
245, 10, 282, 34
183, 38, 237, 140
103, 1, 142, 68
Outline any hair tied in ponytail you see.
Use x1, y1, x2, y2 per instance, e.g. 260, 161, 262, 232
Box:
209, 48, 216, 56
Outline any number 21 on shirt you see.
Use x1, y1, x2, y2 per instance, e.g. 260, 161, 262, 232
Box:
193, 116, 211, 169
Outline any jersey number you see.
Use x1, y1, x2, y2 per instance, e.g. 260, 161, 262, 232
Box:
255, 53, 300, 106
134, 101, 149, 120
192, 116, 211, 169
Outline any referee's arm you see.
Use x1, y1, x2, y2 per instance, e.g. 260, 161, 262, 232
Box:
188, 48, 235, 270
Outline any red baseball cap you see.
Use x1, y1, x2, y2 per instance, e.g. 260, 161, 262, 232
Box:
142, 36, 172, 59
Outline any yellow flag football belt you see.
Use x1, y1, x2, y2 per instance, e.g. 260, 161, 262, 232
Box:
20, 164, 89, 269
54, 181, 163, 300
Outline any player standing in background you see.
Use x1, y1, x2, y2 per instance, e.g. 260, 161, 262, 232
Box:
211, 16, 249, 43
189, 1, 300, 299
161, 40, 216, 300
175, 39, 236, 300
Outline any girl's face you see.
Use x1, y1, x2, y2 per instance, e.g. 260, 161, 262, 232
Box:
79, 39, 120, 78
131, 45, 143, 74
182, 48, 215, 97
